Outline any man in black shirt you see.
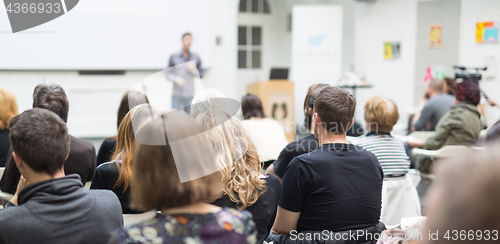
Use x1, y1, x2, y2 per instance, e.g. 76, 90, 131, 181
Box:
269, 87, 384, 243
266, 84, 328, 179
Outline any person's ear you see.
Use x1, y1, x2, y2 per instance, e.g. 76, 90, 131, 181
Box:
313, 112, 320, 127
12, 151, 23, 169
348, 119, 354, 131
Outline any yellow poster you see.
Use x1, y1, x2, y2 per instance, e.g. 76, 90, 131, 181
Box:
429, 24, 442, 48
384, 43, 393, 60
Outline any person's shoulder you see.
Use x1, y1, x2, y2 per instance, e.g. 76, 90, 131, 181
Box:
102, 137, 116, 147
89, 188, 121, 206
220, 208, 255, 228
95, 162, 119, 175
0, 205, 27, 222
263, 174, 281, 189
70, 136, 95, 152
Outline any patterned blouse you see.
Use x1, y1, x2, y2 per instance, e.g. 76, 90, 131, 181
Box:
108, 208, 257, 244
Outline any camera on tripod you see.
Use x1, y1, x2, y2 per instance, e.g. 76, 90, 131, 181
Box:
453, 66, 487, 82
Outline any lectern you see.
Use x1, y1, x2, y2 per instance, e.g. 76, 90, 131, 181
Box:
247, 80, 295, 141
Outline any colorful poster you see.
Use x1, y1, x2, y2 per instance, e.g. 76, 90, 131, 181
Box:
429, 24, 442, 48
384, 42, 401, 60
476, 21, 499, 43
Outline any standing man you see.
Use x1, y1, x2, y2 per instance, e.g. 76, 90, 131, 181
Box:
166, 32, 203, 114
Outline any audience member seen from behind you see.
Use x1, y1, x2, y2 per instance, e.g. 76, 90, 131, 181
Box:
269, 87, 384, 244
0, 84, 96, 194
109, 110, 257, 244
0, 108, 122, 244
422, 147, 500, 243
0, 88, 18, 167
240, 93, 288, 167
409, 80, 483, 150
443, 77, 456, 96
355, 96, 420, 226
195, 109, 281, 244
97, 91, 149, 166
91, 104, 155, 214
412, 79, 455, 131
266, 84, 328, 179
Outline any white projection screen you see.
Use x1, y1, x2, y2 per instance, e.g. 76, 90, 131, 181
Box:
0, 0, 212, 70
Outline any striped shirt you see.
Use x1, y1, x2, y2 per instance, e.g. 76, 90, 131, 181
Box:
354, 134, 410, 179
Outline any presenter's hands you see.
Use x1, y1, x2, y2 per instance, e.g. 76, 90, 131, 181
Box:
187, 62, 197, 74
11, 176, 30, 206
175, 77, 186, 87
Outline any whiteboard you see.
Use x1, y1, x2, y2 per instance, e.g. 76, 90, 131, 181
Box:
0, 0, 212, 70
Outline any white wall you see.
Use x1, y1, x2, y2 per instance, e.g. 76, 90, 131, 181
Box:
0, 0, 240, 138
459, 0, 500, 105
354, 0, 418, 127
0, 71, 154, 137
236, 0, 292, 99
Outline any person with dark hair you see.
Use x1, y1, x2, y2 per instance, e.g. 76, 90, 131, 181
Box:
0, 108, 122, 244
412, 79, 455, 131
268, 87, 384, 243
96, 90, 148, 166
266, 84, 328, 179
240, 93, 288, 166
443, 77, 456, 95
409, 80, 483, 150
165, 32, 203, 114
109, 110, 257, 243
0, 84, 97, 194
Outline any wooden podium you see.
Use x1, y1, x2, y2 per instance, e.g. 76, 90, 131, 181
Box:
247, 80, 295, 142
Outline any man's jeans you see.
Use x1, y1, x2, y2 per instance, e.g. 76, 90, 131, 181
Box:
172, 96, 194, 114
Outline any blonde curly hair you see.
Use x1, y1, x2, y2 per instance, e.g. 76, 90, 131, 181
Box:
195, 109, 266, 210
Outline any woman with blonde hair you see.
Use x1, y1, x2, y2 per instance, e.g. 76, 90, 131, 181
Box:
91, 103, 155, 214
195, 109, 281, 244
0, 88, 18, 167
355, 96, 421, 227
109, 110, 257, 244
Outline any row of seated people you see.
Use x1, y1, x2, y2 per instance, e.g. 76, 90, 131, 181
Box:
0, 79, 499, 243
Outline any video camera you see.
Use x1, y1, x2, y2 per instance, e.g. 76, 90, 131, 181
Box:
453, 66, 487, 82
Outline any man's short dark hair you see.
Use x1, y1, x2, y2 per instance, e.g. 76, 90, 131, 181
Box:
8, 108, 70, 175
182, 32, 192, 39
33, 84, 69, 122
314, 87, 356, 134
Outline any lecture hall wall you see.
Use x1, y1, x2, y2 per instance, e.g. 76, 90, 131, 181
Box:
1, 0, 499, 138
